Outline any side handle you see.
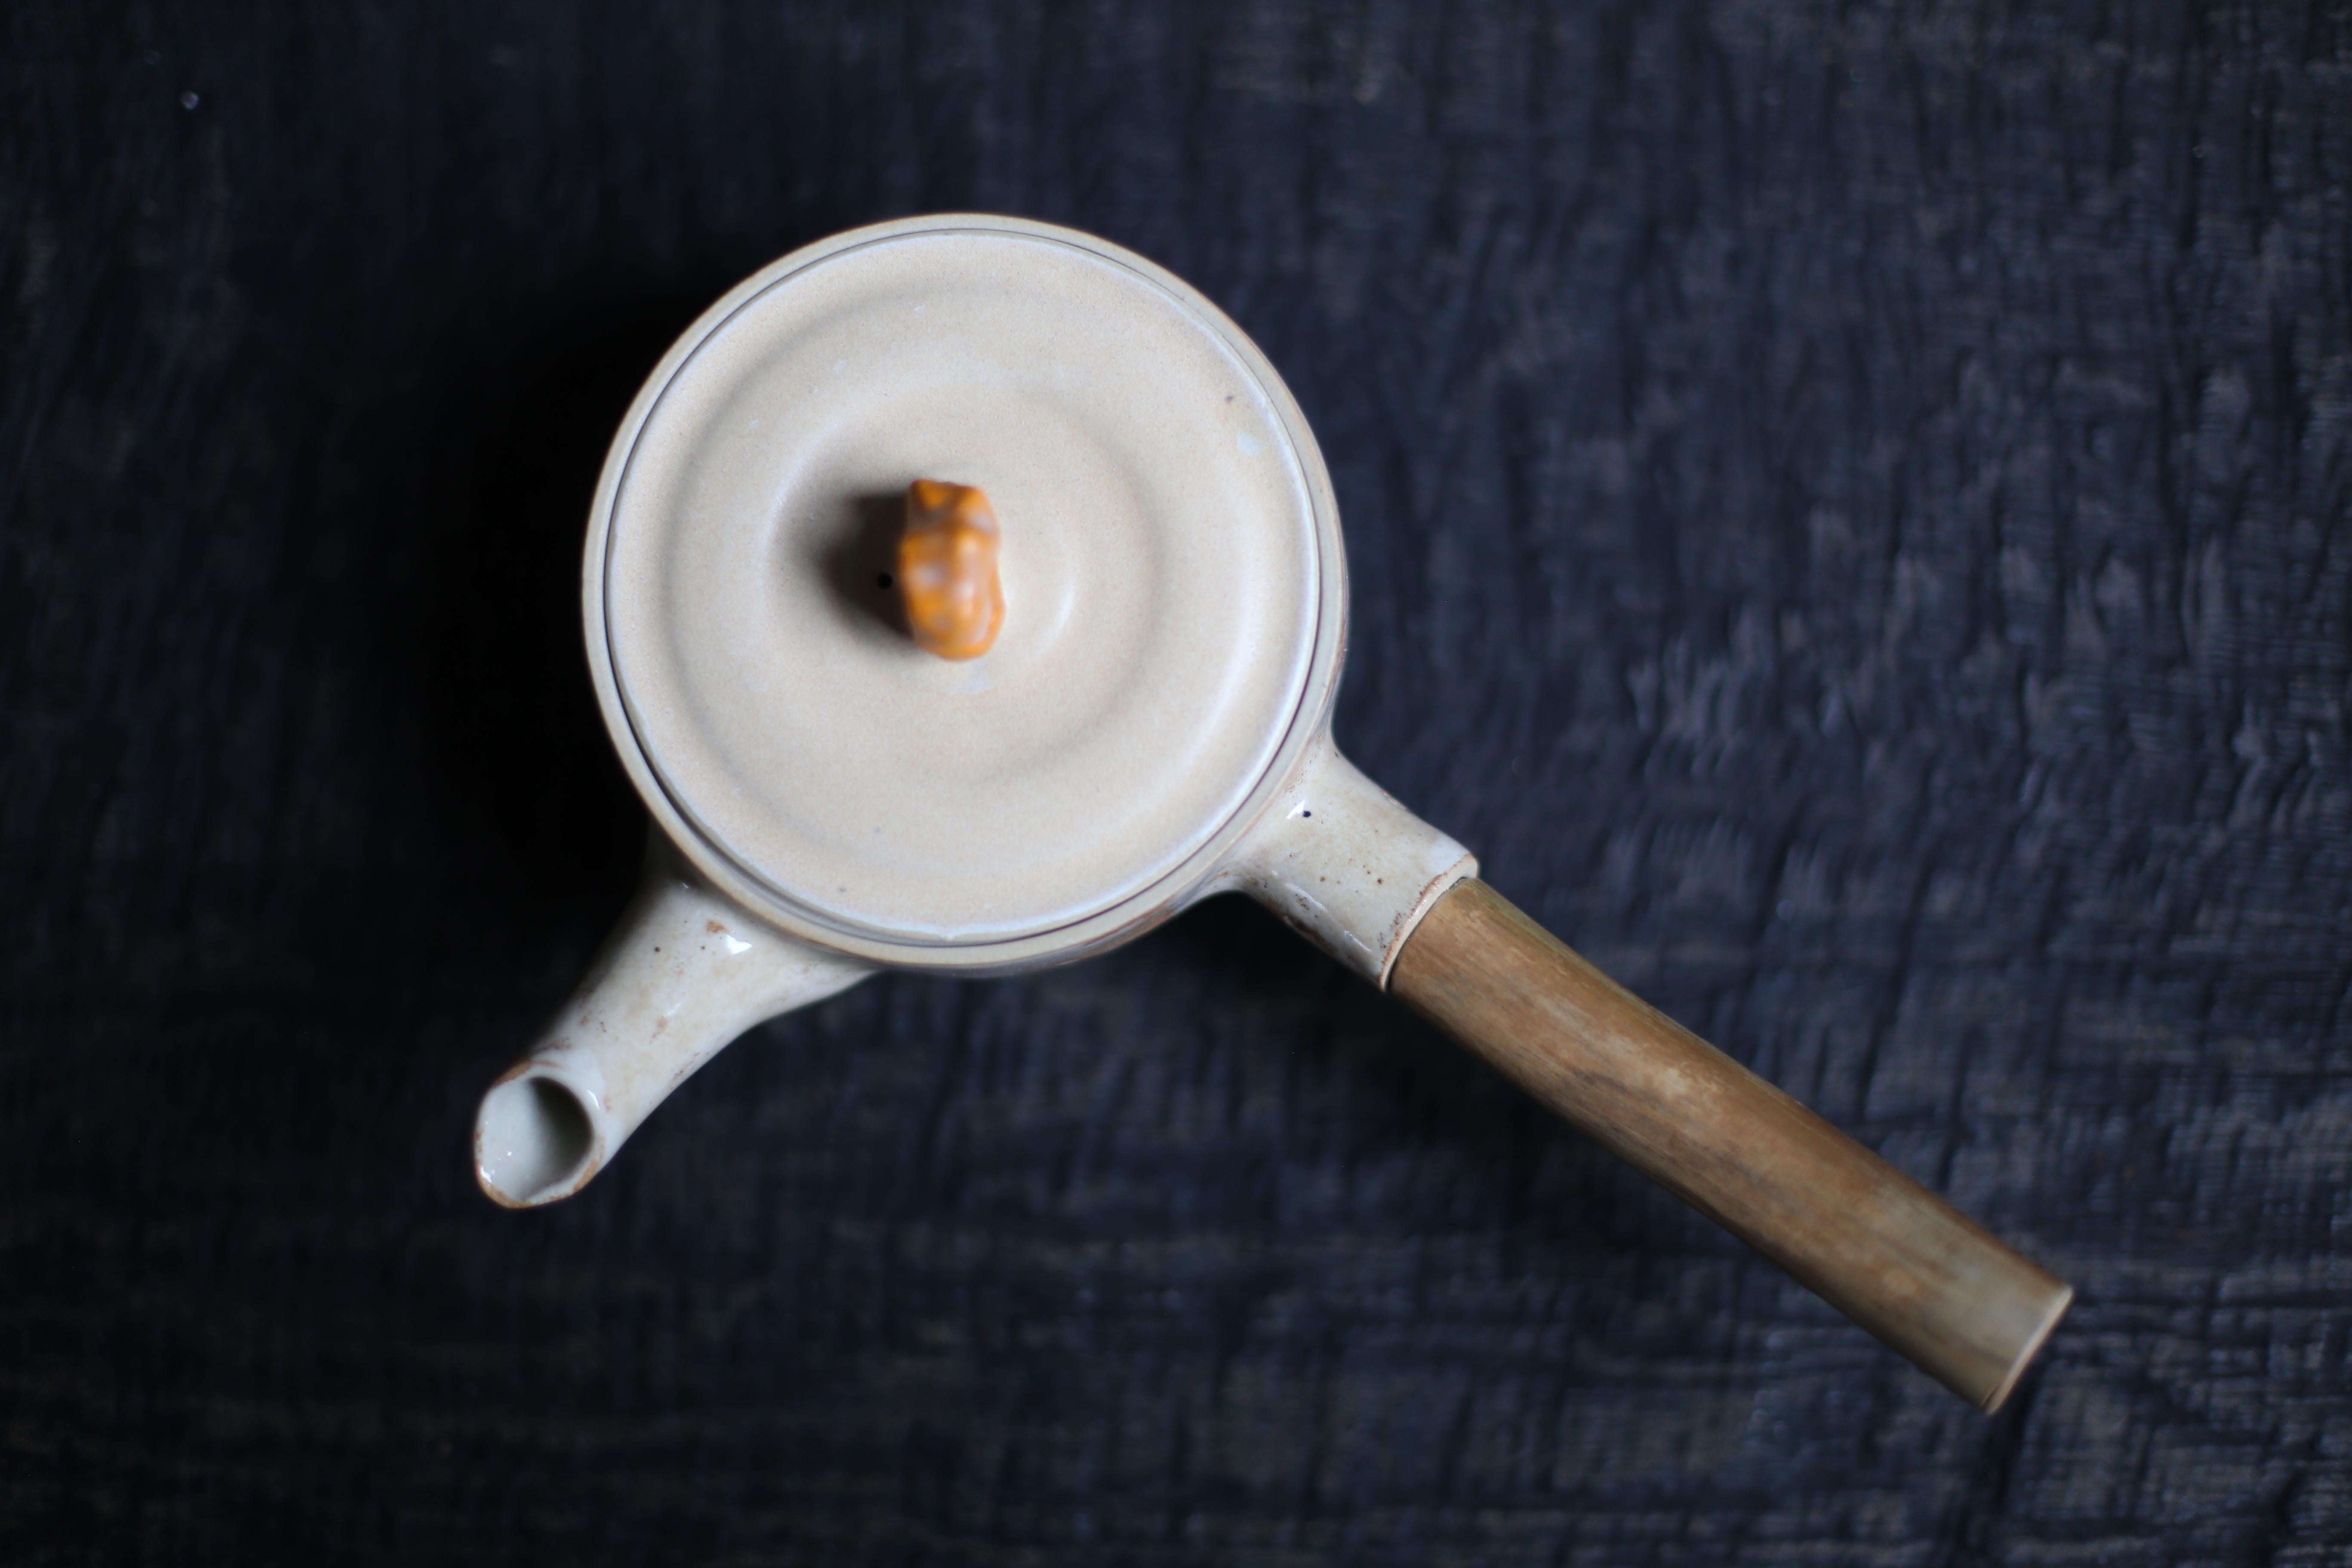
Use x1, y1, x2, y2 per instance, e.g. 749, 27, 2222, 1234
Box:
1388, 878, 2071, 1412
473, 832, 873, 1208
1221, 735, 2071, 1411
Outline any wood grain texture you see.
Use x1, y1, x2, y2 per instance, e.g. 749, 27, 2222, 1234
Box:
4, 0, 2350, 1563
1392, 879, 2071, 1412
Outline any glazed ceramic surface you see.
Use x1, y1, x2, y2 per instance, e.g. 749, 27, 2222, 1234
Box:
479, 215, 1472, 1209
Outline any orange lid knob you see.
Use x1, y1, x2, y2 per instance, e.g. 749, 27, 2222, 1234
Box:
899, 479, 1004, 660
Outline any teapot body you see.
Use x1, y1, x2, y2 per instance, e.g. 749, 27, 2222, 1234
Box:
476, 214, 1472, 1208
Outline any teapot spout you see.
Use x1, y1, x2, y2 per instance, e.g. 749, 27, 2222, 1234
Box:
473, 835, 872, 1207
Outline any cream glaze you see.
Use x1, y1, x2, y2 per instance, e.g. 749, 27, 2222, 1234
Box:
480, 216, 1473, 1208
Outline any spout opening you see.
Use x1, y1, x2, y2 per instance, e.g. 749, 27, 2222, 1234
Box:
476, 1072, 599, 1207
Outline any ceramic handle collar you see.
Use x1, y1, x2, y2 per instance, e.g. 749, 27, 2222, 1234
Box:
1212, 732, 1476, 987
473, 833, 873, 1207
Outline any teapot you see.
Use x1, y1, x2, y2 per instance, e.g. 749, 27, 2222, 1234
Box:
472, 214, 2070, 1412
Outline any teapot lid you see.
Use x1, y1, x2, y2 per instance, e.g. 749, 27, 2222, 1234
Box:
590, 217, 1343, 956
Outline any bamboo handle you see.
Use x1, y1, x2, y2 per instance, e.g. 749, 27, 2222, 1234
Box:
1388, 879, 2070, 1411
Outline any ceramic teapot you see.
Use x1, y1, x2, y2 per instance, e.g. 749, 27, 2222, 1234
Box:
472, 214, 2070, 1412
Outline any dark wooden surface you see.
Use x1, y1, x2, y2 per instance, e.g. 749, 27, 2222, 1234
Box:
5, 3, 2349, 1563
